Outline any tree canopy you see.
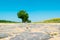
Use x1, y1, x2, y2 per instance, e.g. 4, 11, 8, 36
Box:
17, 10, 31, 23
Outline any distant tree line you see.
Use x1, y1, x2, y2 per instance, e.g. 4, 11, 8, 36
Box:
0, 20, 17, 23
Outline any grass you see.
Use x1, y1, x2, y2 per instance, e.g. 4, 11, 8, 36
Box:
41, 18, 60, 23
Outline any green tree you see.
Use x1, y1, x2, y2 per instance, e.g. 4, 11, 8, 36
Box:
17, 10, 30, 23
27, 20, 31, 23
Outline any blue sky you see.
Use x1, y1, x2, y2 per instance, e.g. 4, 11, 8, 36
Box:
0, 0, 60, 22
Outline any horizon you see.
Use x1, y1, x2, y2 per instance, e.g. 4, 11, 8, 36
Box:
0, 0, 60, 22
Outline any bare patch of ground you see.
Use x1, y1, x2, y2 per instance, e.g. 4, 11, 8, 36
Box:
0, 23, 60, 40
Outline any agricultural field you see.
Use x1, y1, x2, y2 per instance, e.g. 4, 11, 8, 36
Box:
0, 23, 60, 40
